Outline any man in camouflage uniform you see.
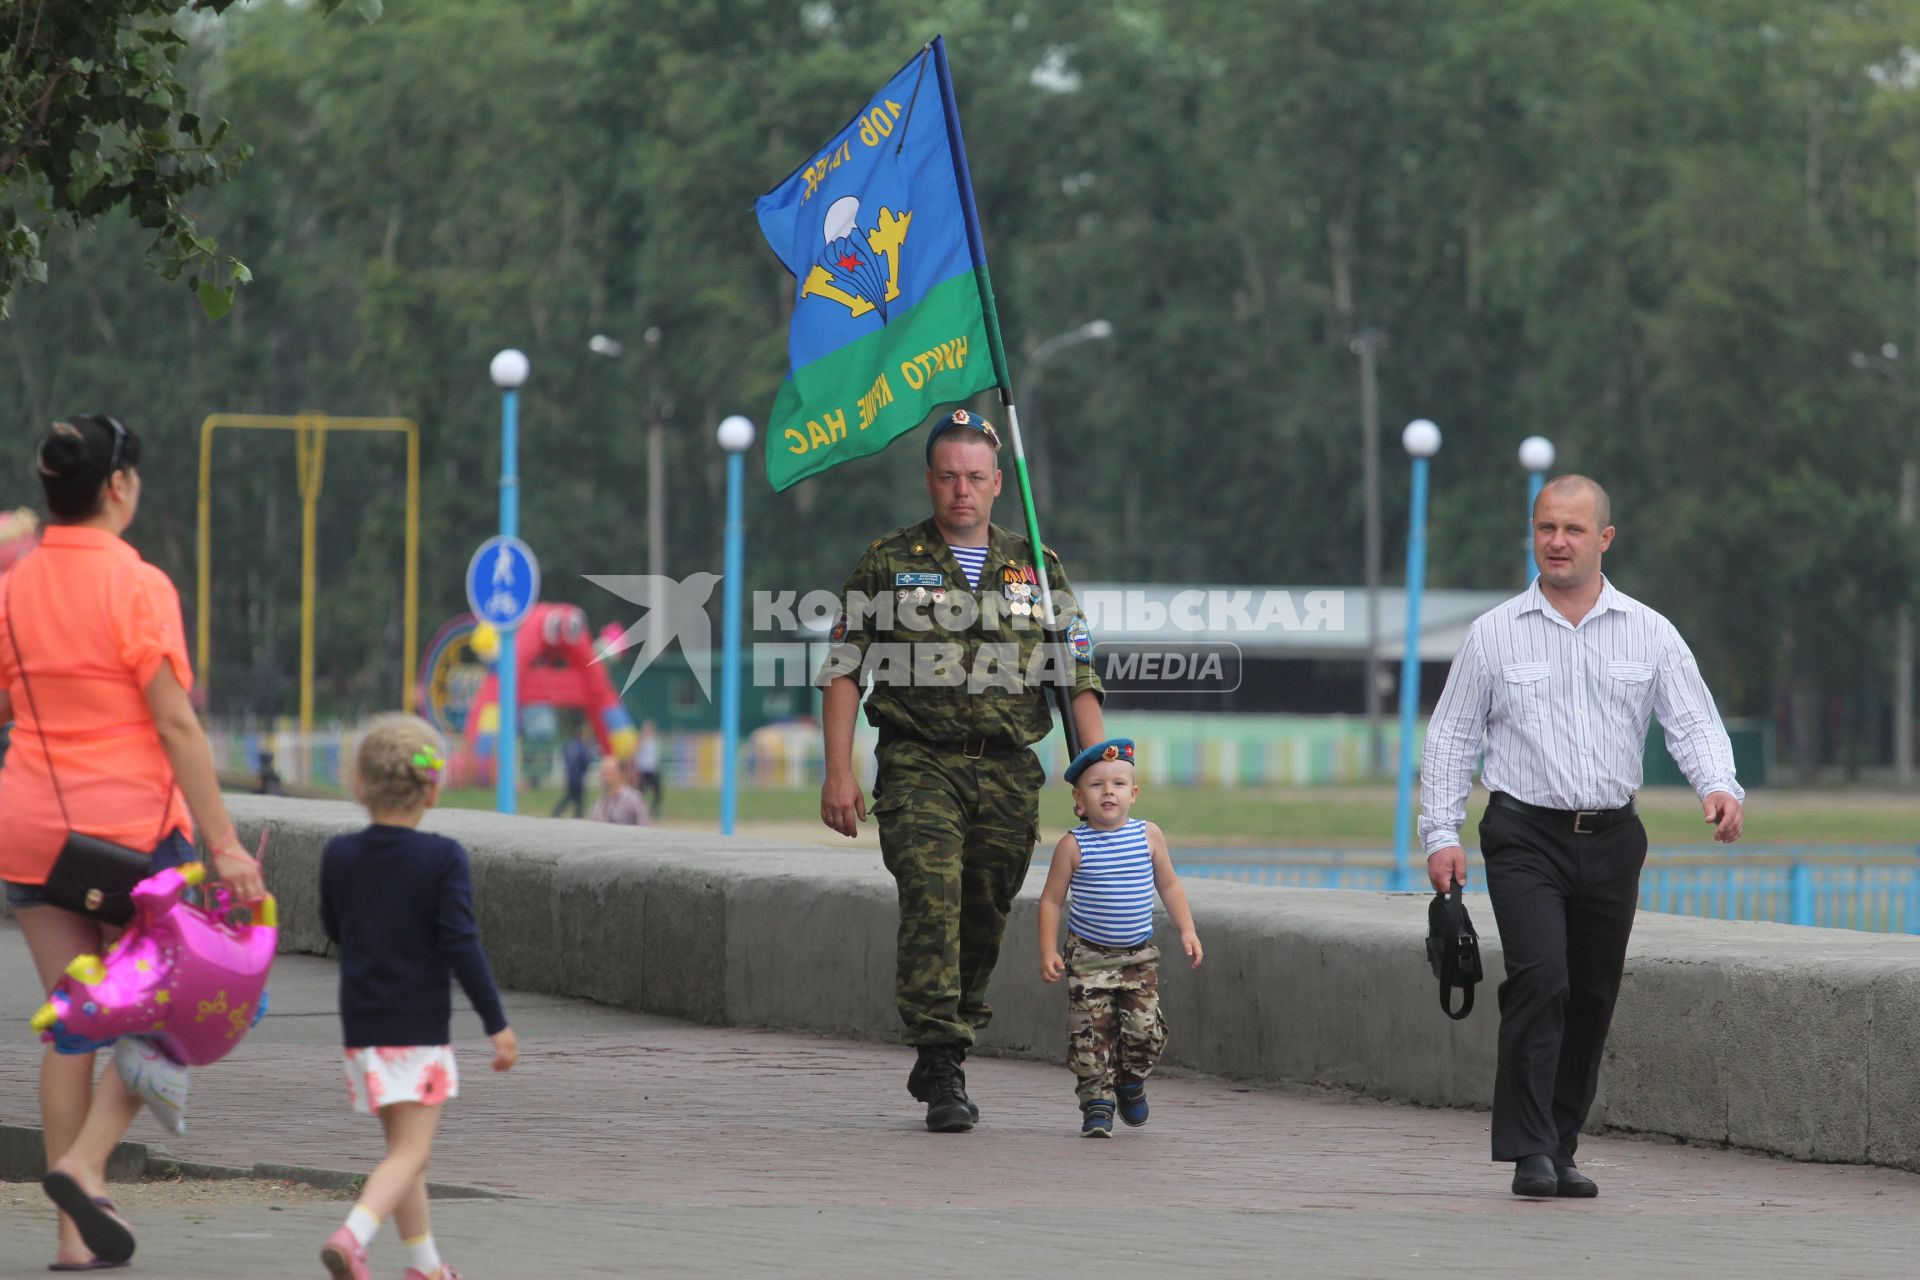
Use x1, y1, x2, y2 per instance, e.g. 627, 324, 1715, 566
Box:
819, 409, 1105, 1133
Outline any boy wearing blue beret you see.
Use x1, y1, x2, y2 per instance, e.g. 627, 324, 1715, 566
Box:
1037, 738, 1203, 1137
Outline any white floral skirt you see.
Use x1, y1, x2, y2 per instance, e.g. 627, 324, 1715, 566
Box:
341, 1045, 460, 1115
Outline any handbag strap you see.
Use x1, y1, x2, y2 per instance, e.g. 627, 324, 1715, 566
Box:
5, 571, 177, 846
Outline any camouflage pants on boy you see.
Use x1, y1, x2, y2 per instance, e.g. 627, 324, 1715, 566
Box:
1065, 935, 1169, 1106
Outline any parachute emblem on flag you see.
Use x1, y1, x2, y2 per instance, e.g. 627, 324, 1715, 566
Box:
800, 196, 912, 321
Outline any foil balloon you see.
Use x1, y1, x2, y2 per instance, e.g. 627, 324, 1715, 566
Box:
30, 863, 278, 1068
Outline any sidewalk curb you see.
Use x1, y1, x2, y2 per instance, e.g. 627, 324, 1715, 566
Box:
2, 1123, 504, 1199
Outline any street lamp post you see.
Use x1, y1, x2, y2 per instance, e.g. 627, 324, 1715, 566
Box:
1392, 419, 1442, 891
1022, 319, 1113, 514
489, 348, 530, 814
1852, 345, 1915, 785
591, 327, 669, 655
1350, 329, 1388, 776
1519, 435, 1555, 582
716, 414, 755, 836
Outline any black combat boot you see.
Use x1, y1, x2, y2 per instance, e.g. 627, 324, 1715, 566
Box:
908, 1044, 980, 1122
916, 1045, 974, 1133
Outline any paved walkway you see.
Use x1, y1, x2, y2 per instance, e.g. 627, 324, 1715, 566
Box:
3, 918, 1919, 1278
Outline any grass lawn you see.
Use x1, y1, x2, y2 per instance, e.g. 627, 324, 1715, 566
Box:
433, 783, 1920, 847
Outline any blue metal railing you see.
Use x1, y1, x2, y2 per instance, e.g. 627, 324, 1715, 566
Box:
1171, 846, 1920, 935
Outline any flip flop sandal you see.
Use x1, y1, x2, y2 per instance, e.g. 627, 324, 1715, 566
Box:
40, 1173, 135, 1266
49, 1261, 130, 1272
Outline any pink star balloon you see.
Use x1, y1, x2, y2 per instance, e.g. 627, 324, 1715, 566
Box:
30, 863, 278, 1067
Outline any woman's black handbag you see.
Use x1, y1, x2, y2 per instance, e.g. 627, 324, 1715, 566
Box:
1426, 880, 1483, 1020
36, 831, 152, 924
5, 576, 169, 925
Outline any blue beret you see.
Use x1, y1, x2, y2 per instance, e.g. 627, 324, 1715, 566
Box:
924, 408, 1001, 464
1064, 738, 1137, 785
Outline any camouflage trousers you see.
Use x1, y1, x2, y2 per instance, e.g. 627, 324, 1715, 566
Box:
872, 737, 1043, 1046
1065, 935, 1169, 1105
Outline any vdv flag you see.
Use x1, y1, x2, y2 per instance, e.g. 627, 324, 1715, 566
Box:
756, 38, 998, 491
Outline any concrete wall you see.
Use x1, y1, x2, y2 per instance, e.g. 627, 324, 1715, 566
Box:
230, 796, 1920, 1171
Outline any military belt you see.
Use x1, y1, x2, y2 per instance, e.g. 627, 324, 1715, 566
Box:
877, 724, 1021, 760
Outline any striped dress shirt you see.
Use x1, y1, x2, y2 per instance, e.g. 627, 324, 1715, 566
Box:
1418, 577, 1743, 856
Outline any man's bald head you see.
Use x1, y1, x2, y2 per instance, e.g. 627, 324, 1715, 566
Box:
1534, 474, 1611, 529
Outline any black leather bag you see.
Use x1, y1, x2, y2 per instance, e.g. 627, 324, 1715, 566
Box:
1425, 881, 1483, 1020
6, 576, 168, 925
38, 831, 152, 925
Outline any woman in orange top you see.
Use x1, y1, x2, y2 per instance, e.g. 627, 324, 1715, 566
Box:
0, 415, 266, 1271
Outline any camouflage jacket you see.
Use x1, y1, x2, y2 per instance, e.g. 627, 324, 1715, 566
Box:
818, 517, 1103, 749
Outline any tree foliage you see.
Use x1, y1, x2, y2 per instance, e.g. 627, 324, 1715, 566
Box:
3, 0, 1918, 772
0, 0, 375, 318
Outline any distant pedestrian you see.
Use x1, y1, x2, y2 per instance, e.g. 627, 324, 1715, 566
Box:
552, 725, 593, 819
633, 719, 663, 815
1037, 739, 1201, 1137
589, 756, 650, 826
1420, 475, 1743, 1200
320, 715, 518, 1280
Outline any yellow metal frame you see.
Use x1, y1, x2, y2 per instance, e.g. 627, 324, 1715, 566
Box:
197, 414, 420, 739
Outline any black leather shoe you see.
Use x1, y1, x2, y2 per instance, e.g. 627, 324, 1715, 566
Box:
916, 1046, 974, 1133
951, 1046, 980, 1122
1511, 1154, 1558, 1197
909, 1046, 979, 1123
1555, 1164, 1598, 1198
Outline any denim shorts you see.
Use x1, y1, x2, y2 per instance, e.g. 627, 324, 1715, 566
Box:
2, 830, 196, 911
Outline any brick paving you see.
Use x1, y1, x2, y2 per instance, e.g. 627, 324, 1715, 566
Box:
3, 918, 1919, 1277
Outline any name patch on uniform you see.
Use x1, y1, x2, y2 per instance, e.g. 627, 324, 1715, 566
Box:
894, 572, 944, 588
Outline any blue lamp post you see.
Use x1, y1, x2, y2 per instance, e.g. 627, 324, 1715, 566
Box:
1392, 418, 1441, 891
716, 414, 755, 836
490, 348, 529, 814
1519, 435, 1554, 582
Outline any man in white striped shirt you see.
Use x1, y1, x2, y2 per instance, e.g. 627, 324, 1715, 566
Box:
1419, 475, 1744, 1200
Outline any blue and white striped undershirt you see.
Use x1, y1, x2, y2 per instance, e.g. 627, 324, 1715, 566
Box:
947, 544, 989, 589
1067, 818, 1156, 947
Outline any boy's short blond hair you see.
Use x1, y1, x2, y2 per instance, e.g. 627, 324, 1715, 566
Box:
353, 713, 447, 814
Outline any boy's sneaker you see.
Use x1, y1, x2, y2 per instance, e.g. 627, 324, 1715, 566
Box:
1116, 1079, 1149, 1127
1080, 1100, 1115, 1138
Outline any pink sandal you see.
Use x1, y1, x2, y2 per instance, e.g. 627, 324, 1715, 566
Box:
319, 1226, 370, 1280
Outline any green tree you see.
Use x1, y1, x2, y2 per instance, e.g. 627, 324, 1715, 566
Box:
0, 0, 377, 318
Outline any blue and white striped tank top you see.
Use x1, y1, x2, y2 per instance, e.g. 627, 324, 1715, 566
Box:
1067, 819, 1156, 947
947, 544, 988, 589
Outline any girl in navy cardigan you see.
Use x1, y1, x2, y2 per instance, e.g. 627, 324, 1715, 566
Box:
318, 715, 518, 1280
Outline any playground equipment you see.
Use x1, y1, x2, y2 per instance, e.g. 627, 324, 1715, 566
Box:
436, 603, 638, 768
197, 413, 421, 735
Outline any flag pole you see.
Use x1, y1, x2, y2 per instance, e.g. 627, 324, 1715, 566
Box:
931, 36, 1084, 761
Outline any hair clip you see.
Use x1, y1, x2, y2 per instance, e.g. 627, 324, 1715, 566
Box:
411, 747, 446, 778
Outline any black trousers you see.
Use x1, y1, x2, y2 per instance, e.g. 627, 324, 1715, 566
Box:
1479, 799, 1648, 1164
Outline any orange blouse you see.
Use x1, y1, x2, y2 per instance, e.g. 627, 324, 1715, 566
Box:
0, 526, 193, 884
